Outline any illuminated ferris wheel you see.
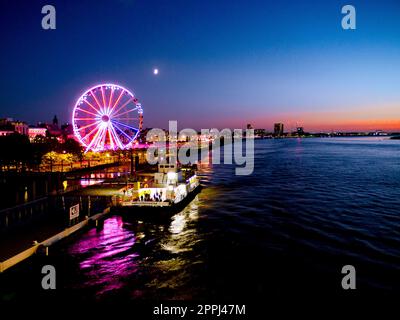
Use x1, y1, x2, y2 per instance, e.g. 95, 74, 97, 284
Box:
72, 84, 143, 152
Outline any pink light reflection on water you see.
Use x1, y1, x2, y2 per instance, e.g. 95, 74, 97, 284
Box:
68, 216, 139, 296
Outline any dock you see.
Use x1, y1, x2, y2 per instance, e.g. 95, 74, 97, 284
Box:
0, 207, 110, 273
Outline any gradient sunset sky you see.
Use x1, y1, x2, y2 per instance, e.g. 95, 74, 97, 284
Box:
1, 0, 399, 131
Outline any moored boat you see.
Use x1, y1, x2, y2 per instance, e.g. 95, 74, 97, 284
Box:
112, 163, 201, 218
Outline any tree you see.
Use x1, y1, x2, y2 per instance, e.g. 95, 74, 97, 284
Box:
84, 151, 100, 161
62, 138, 83, 159
0, 133, 33, 171
42, 151, 59, 164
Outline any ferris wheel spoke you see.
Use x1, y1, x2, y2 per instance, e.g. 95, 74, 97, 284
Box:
112, 121, 140, 145
90, 90, 103, 112
111, 97, 135, 117
82, 99, 101, 114
93, 126, 107, 151
110, 124, 125, 149
112, 107, 138, 118
77, 121, 99, 132
108, 90, 124, 114
75, 117, 99, 121
88, 131, 101, 152
112, 122, 137, 144
101, 86, 106, 110
84, 125, 103, 152
113, 117, 139, 121
108, 87, 115, 112
76, 107, 98, 117
99, 126, 107, 149
81, 122, 101, 143
111, 119, 139, 133
107, 127, 115, 150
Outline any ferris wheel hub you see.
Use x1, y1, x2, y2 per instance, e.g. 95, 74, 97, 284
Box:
101, 115, 110, 122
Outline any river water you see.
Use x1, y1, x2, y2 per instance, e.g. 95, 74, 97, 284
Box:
2, 137, 400, 302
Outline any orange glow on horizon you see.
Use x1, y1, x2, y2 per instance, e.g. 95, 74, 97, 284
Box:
210, 117, 400, 132
246, 104, 400, 132
174, 103, 400, 132
294, 119, 400, 132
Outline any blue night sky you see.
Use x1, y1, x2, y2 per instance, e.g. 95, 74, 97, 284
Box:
1, 0, 400, 131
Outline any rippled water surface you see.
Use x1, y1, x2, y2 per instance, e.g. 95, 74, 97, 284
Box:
58, 138, 400, 300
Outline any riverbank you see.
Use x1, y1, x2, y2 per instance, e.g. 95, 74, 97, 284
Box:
0, 207, 111, 273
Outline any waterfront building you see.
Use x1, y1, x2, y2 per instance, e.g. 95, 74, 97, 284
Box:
274, 123, 284, 137
254, 128, 267, 138
46, 115, 62, 137
0, 130, 14, 136
28, 127, 48, 141
0, 118, 28, 135
11, 121, 28, 135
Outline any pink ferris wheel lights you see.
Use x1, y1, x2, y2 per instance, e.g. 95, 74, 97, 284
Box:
72, 83, 143, 152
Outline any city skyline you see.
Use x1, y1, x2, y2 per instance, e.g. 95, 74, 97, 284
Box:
1, 1, 399, 307
1, 0, 400, 131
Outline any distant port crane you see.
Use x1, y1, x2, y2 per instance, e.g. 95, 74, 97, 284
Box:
72, 83, 143, 152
